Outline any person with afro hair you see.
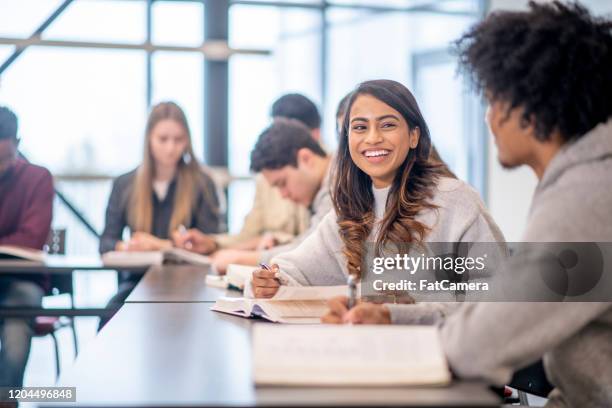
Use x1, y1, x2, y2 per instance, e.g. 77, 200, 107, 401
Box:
323, 2, 612, 406
440, 4, 612, 406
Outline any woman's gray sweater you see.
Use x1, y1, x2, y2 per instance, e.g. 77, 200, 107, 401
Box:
268, 177, 506, 324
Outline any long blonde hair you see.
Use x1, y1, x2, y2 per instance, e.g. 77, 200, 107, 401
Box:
128, 101, 204, 236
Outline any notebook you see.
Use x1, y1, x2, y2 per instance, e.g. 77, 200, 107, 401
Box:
211, 285, 347, 324
0, 245, 45, 262
253, 324, 452, 386
101, 248, 212, 268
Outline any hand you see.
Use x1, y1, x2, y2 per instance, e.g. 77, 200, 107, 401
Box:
256, 233, 278, 251
172, 228, 217, 254
251, 264, 280, 298
126, 232, 171, 251
211, 249, 255, 275
321, 296, 392, 325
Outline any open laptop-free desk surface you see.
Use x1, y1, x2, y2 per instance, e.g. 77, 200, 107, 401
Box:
0, 255, 147, 317
0, 255, 149, 274
50, 303, 500, 407
125, 265, 241, 303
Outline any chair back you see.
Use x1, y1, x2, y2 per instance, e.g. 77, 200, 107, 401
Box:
44, 228, 73, 297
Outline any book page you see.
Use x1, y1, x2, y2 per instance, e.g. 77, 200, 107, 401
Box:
254, 300, 329, 320
210, 298, 249, 317
101, 251, 164, 267
272, 285, 348, 301
165, 248, 212, 266
253, 324, 451, 386
205, 275, 229, 289
211, 297, 328, 323
227, 264, 257, 289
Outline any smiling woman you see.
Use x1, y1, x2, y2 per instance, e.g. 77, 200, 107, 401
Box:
335, 80, 448, 277
251, 80, 506, 330
348, 94, 420, 188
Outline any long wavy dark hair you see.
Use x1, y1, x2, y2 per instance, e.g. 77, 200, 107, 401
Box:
333, 80, 446, 278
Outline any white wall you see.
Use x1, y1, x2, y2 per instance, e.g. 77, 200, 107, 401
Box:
485, 0, 536, 241
484, 0, 612, 241
487, 141, 538, 241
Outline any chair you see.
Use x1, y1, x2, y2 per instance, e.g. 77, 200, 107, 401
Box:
33, 228, 78, 379
508, 360, 554, 405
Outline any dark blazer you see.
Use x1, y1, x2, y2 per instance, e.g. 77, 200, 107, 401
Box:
99, 168, 220, 254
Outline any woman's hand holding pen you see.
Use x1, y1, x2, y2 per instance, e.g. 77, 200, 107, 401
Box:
251, 263, 281, 298
321, 296, 392, 325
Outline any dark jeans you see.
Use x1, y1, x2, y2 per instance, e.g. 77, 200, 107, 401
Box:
0, 278, 44, 388
97, 272, 142, 331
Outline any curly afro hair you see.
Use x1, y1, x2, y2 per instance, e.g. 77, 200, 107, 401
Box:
454, 1, 612, 142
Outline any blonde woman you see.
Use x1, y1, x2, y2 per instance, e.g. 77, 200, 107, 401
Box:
99, 101, 220, 327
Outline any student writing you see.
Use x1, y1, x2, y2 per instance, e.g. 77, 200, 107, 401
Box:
98, 101, 220, 327
251, 80, 505, 326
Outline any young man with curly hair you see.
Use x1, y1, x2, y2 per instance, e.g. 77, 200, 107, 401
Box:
324, 2, 612, 406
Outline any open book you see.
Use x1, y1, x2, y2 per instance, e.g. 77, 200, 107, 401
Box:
205, 264, 256, 290
0, 245, 46, 262
101, 248, 211, 268
211, 285, 347, 324
253, 324, 452, 386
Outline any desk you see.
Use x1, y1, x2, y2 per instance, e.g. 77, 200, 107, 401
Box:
0, 255, 147, 317
49, 303, 500, 407
125, 265, 240, 303
0, 255, 149, 274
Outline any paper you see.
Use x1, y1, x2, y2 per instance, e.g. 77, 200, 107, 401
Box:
163, 248, 212, 266
272, 285, 347, 301
211, 285, 346, 323
205, 275, 229, 289
227, 264, 257, 289
253, 324, 452, 386
101, 248, 211, 268
101, 251, 164, 267
211, 298, 327, 323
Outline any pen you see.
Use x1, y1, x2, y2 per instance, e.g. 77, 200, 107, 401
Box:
260, 263, 288, 285
177, 224, 193, 250
347, 274, 357, 309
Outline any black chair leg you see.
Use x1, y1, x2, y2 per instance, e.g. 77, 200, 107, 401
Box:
68, 293, 79, 356
69, 318, 78, 356
49, 331, 61, 380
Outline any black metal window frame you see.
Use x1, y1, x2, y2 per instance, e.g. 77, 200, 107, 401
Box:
0, 0, 488, 236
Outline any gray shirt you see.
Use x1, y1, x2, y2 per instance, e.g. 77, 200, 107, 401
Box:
440, 119, 612, 408
268, 177, 505, 324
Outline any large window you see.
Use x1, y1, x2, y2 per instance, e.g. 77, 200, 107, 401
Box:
228, 4, 322, 176
227, 4, 322, 232
0, 0, 485, 249
325, 7, 480, 185
0, 0, 212, 253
